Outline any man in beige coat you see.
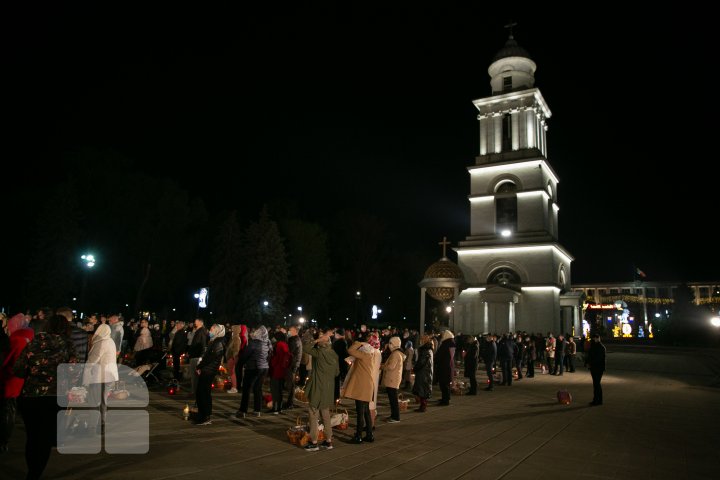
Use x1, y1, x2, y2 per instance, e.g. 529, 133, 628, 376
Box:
343, 335, 382, 443
381, 336, 406, 423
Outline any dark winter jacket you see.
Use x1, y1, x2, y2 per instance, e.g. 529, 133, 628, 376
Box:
586, 340, 606, 371
287, 334, 302, 372
464, 340, 479, 374
411, 343, 433, 399
241, 326, 273, 370
197, 337, 224, 376
188, 326, 208, 359
435, 338, 456, 384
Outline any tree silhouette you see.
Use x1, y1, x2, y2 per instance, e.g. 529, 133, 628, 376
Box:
209, 211, 243, 324
24, 178, 83, 309
239, 206, 289, 325
280, 218, 334, 322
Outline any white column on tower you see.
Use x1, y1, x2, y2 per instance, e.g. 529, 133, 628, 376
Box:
479, 117, 488, 155
525, 109, 536, 148
508, 301, 515, 332
511, 111, 519, 150
483, 301, 489, 334
518, 109, 527, 149
493, 115, 502, 153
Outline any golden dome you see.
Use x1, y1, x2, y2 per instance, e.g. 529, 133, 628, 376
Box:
423, 258, 464, 301
424, 258, 463, 280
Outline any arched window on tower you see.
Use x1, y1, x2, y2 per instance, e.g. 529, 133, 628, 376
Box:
495, 181, 517, 235
489, 268, 520, 286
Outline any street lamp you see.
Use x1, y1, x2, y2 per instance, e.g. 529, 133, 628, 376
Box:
711, 316, 720, 328
79, 253, 97, 314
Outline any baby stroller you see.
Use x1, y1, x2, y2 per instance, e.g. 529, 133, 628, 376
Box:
135, 351, 168, 385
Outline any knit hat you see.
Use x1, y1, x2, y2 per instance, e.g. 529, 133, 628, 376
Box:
440, 330, 455, 342
389, 336, 401, 350
367, 334, 380, 349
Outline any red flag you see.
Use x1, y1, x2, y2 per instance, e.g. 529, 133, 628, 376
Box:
636, 267, 647, 278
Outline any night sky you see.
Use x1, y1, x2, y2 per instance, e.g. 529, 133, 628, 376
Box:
3, 5, 717, 309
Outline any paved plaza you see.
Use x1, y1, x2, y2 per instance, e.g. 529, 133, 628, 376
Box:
3, 344, 719, 479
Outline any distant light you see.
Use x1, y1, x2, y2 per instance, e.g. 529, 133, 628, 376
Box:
501, 229, 512, 237
297, 306, 302, 312
72, 297, 77, 301
198, 288, 209, 308
378, 309, 382, 314
82, 253, 96, 268
446, 306, 452, 313
711, 317, 720, 328
263, 301, 269, 307
298, 317, 305, 324
172, 308, 176, 312
654, 313, 661, 318
125, 304, 129, 307
371, 305, 379, 319
193, 293, 200, 299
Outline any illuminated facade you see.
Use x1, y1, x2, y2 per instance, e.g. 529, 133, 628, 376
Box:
572, 281, 720, 338
453, 32, 583, 335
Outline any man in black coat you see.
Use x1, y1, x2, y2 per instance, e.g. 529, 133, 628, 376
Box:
194, 324, 225, 425
332, 328, 349, 401
188, 318, 208, 397
585, 333, 606, 406
435, 330, 456, 405
284, 326, 302, 409
169, 321, 188, 381
464, 335, 479, 395
482, 335, 497, 391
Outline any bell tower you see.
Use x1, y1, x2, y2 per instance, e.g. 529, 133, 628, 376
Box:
453, 26, 582, 336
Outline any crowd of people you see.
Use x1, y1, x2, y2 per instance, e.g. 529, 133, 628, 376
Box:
0, 307, 606, 477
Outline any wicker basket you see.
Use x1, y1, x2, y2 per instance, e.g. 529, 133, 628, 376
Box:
398, 393, 409, 411
109, 389, 130, 400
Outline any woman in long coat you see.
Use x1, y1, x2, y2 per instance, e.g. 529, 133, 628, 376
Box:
83, 324, 120, 428
411, 335, 434, 412
343, 336, 381, 443
302, 328, 339, 449
435, 330, 456, 406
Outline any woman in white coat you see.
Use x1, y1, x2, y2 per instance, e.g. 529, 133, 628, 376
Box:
83, 324, 120, 430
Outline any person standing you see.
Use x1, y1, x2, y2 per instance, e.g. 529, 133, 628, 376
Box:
585, 333, 606, 406
381, 336, 406, 422
302, 328, 339, 451
187, 318, 208, 397
169, 321, 188, 381
566, 335, 577, 372
195, 324, 225, 425
344, 336, 381, 443
269, 331, 291, 414
435, 330, 456, 405
237, 326, 272, 417
83, 324, 119, 433
411, 335, 433, 411
464, 335, 479, 395
108, 314, 124, 358
13, 315, 77, 480
482, 335, 497, 391
224, 325, 242, 393
285, 326, 302, 409
554, 333, 567, 376
1, 314, 34, 453
402, 340, 415, 389
332, 328, 349, 402
524, 336, 536, 378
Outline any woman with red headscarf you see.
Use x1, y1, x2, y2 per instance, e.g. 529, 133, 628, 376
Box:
1, 313, 34, 453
